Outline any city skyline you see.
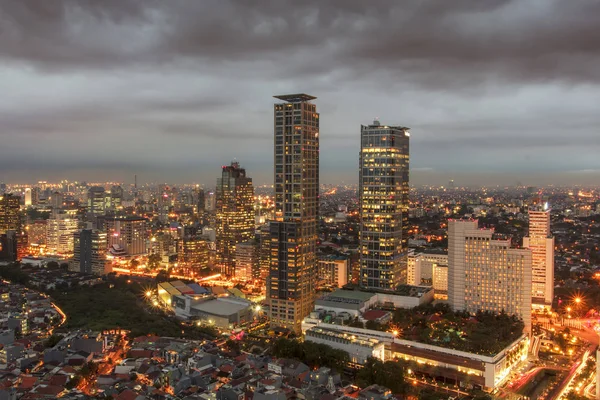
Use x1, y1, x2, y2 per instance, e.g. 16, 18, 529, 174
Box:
1, 1, 600, 186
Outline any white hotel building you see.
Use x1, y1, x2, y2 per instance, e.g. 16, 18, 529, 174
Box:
447, 219, 532, 332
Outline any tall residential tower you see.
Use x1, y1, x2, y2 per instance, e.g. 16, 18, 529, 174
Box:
523, 204, 554, 310
215, 162, 255, 276
267, 94, 319, 333
359, 121, 410, 289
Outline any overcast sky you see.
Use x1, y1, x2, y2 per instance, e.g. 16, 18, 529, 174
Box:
1, 0, 599, 187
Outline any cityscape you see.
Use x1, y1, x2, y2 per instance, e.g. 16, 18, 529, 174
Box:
1, 2, 600, 400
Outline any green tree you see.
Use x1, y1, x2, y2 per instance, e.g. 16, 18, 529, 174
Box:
365, 320, 381, 331
44, 335, 63, 348
155, 269, 170, 282
147, 254, 161, 270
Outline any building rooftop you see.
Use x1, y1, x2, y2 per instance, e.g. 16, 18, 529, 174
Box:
191, 297, 251, 317
318, 289, 375, 305
306, 326, 381, 348
273, 94, 316, 102
392, 285, 433, 297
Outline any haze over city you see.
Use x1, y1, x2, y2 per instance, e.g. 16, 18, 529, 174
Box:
1, 0, 599, 186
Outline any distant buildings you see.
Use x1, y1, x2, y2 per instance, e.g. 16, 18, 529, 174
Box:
267, 94, 319, 333
523, 205, 554, 310
0, 194, 21, 234
71, 229, 108, 275
106, 216, 148, 256
359, 121, 410, 289
215, 162, 255, 276
447, 219, 532, 331
87, 186, 106, 216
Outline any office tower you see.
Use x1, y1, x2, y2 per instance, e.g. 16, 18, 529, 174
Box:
523, 205, 554, 310
72, 229, 107, 275
448, 220, 532, 332
235, 240, 259, 281
267, 94, 319, 333
87, 186, 106, 216
359, 120, 410, 289
215, 161, 255, 276
110, 185, 124, 210
178, 235, 209, 273
0, 230, 28, 262
259, 223, 271, 281
0, 194, 21, 235
106, 216, 148, 256
46, 211, 79, 254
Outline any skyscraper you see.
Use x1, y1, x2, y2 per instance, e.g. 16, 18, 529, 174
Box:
267, 94, 319, 333
359, 120, 410, 289
448, 219, 532, 332
72, 229, 108, 275
0, 194, 21, 235
523, 204, 554, 310
215, 162, 255, 276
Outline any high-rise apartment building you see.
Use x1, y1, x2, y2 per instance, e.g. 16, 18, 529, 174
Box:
215, 162, 255, 276
359, 121, 410, 289
267, 94, 319, 333
448, 220, 532, 332
523, 205, 554, 310
0, 194, 21, 235
235, 240, 259, 281
72, 229, 108, 275
87, 186, 106, 216
106, 216, 148, 256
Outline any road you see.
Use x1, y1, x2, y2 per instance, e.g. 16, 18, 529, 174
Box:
547, 344, 592, 399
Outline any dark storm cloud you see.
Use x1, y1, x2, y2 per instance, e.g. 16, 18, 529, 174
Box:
2, 0, 600, 86
1, 0, 599, 185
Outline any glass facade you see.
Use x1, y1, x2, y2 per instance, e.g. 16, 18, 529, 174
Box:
215, 162, 255, 276
359, 121, 410, 289
268, 94, 319, 333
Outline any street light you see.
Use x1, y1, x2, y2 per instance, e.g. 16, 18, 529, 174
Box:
575, 297, 582, 305
145, 291, 152, 298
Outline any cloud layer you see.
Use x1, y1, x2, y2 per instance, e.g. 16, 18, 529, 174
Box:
1, 0, 599, 186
